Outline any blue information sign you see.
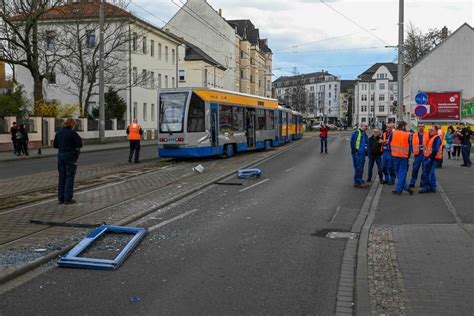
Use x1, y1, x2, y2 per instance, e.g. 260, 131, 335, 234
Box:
415, 92, 428, 105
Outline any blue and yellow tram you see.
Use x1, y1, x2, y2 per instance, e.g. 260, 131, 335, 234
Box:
157, 88, 303, 158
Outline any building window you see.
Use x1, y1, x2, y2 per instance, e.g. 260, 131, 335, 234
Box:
188, 93, 205, 132
329, 84, 332, 89
240, 50, 244, 58
240, 70, 244, 79
370, 83, 375, 90
151, 40, 154, 56
158, 43, 162, 60
371, 105, 375, 112
165, 75, 169, 88
329, 92, 331, 98
361, 84, 367, 91
171, 49, 175, 64
142, 37, 147, 54
151, 104, 155, 121
390, 94, 394, 101
143, 103, 147, 121
48, 71, 56, 84
165, 46, 169, 62
379, 94, 385, 101
87, 65, 95, 83
86, 30, 96, 48
133, 102, 137, 119
150, 72, 155, 88
371, 94, 374, 101
133, 67, 137, 84
219, 105, 232, 133
379, 83, 385, 90
232, 107, 244, 132
361, 105, 367, 112
361, 117, 367, 123
46, 31, 55, 50
158, 74, 162, 88
172, 77, 175, 88
132, 33, 138, 51
361, 95, 367, 101
379, 105, 385, 112
179, 70, 185, 82
250, 74, 253, 83
142, 69, 147, 86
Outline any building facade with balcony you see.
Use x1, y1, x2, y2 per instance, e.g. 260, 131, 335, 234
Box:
273, 71, 341, 124
353, 63, 398, 127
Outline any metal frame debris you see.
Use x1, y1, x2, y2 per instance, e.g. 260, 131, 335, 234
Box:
57, 225, 147, 270
237, 168, 262, 179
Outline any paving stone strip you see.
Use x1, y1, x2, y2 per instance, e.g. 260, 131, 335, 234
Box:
368, 225, 413, 315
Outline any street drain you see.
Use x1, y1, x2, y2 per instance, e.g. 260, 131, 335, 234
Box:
327, 232, 358, 240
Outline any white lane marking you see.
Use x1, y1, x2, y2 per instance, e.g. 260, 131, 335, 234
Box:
239, 179, 270, 193
148, 209, 199, 232
285, 167, 295, 173
330, 206, 342, 223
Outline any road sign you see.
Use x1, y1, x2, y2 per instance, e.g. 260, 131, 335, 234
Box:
414, 105, 428, 118
415, 92, 428, 105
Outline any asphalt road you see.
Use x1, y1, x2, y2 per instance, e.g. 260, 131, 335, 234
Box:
0, 134, 370, 315
0, 145, 159, 179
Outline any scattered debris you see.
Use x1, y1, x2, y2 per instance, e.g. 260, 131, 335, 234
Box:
57, 225, 147, 270
34, 248, 47, 253
215, 182, 243, 186
30, 219, 105, 229
192, 164, 205, 174
131, 296, 141, 303
238, 168, 262, 179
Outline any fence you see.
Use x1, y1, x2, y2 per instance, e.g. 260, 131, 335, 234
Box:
105, 119, 113, 131
0, 117, 8, 134
87, 119, 99, 131
17, 118, 38, 133
117, 120, 126, 130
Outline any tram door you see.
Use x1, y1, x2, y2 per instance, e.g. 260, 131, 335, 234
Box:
210, 103, 218, 147
246, 109, 256, 149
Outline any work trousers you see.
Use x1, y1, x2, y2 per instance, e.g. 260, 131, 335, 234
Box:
421, 158, 440, 192
352, 153, 366, 185
409, 153, 425, 187
320, 137, 328, 153
461, 143, 472, 166
382, 151, 395, 184
392, 157, 409, 193
58, 159, 78, 202
11, 137, 18, 154
368, 154, 383, 182
129, 140, 141, 163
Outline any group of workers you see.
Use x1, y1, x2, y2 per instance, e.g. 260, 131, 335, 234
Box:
350, 121, 472, 195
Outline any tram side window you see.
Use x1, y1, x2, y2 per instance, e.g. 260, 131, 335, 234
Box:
187, 93, 205, 132
232, 106, 244, 132
256, 109, 266, 130
220, 105, 232, 133
266, 110, 275, 129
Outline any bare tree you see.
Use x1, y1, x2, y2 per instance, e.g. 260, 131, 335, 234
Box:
404, 23, 445, 69
290, 79, 307, 113
0, 0, 65, 103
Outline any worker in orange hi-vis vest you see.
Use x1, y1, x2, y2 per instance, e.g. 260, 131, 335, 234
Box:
126, 119, 143, 163
389, 121, 414, 196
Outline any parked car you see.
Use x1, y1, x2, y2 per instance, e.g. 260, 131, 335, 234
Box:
312, 124, 321, 130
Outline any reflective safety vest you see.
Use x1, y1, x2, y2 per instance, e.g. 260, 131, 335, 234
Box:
391, 130, 410, 158
382, 131, 391, 152
424, 135, 443, 159
355, 130, 362, 150
412, 132, 430, 156
128, 123, 142, 140
438, 129, 446, 146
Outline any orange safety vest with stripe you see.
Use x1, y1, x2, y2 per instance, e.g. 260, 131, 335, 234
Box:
424, 135, 443, 159
391, 130, 410, 158
412, 132, 430, 156
128, 123, 142, 140
438, 129, 446, 146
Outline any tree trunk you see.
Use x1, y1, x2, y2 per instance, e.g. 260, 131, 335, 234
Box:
33, 74, 44, 103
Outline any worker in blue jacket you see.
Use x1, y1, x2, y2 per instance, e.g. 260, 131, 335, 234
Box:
351, 122, 369, 188
381, 123, 396, 185
420, 127, 443, 194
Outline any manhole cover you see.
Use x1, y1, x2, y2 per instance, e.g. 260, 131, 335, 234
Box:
327, 232, 358, 240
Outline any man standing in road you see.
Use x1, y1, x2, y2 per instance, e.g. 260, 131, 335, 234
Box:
350, 122, 369, 188
459, 122, 472, 167
319, 123, 328, 154
420, 126, 443, 194
389, 121, 414, 195
9, 122, 18, 155
381, 123, 396, 185
409, 123, 429, 188
127, 119, 143, 163
367, 129, 384, 183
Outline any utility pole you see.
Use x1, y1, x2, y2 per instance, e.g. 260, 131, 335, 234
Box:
397, 0, 404, 121
98, 0, 106, 143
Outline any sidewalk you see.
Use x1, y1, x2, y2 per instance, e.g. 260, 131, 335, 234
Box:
0, 140, 303, 283
364, 158, 474, 315
0, 140, 157, 163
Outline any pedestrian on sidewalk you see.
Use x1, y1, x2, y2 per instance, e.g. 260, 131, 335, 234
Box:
53, 118, 83, 205
319, 123, 328, 154
389, 121, 414, 195
127, 119, 143, 163
458, 122, 472, 167
453, 126, 462, 160
436, 124, 445, 168
350, 122, 369, 188
381, 123, 396, 185
367, 129, 384, 183
18, 124, 29, 156
444, 126, 455, 159
409, 123, 429, 188
9, 122, 18, 155
420, 126, 443, 194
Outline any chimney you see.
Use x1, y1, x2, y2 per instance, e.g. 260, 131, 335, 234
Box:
218, 9, 222, 16
441, 26, 448, 40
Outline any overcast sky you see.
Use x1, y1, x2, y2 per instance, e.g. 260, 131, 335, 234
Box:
130, 0, 473, 80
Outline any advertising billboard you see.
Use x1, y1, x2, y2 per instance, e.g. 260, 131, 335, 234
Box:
414, 91, 462, 122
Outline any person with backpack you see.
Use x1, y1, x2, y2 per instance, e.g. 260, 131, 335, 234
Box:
17, 124, 29, 156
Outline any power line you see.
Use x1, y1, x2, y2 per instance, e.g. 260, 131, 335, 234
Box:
319, 0, 390, 45
275, 46, 387, 54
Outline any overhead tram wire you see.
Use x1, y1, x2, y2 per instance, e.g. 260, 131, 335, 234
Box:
319, 0, 390, 46
275, 46, 387, 54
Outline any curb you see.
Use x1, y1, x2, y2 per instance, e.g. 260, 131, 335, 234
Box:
0, 139, 304, 286
0, 142, 157, 163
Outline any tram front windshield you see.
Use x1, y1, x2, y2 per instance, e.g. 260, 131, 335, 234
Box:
159, 92, 188, 133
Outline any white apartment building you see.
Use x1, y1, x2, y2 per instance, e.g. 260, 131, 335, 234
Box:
354, 63, 398, 126
273, 72, 341, 124
16, 1, 181, 137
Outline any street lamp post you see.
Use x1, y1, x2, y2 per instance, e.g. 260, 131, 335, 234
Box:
98, 0, 106, 143
397, 0, 404, 122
